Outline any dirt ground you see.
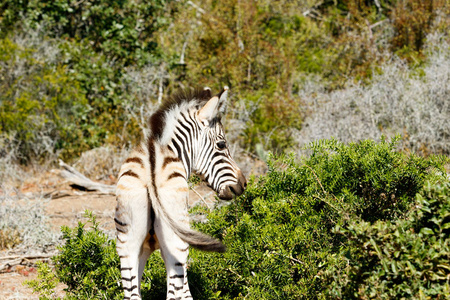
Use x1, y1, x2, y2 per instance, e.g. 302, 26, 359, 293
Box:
0, 168, 228, 300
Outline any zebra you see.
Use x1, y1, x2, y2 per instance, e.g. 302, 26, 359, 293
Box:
115, 86, 247, 299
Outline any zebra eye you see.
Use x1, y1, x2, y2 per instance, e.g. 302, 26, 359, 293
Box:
217, 141, 227, 150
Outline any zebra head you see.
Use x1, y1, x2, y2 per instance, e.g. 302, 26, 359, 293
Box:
194, 87, 247, 200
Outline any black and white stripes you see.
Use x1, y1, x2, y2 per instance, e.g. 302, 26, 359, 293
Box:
115, 87, 246, 299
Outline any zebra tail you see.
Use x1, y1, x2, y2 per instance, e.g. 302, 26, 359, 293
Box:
169, 223, 226, 253
151, 192, 226, 253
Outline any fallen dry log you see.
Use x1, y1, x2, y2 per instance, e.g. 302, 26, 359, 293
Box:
57, 160, 116, 195
0, 253, 55, 273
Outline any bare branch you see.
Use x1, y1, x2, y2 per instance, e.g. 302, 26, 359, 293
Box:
56, 160, 116, 195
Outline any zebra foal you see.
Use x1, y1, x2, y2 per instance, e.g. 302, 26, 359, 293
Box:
115, 86, 246, 299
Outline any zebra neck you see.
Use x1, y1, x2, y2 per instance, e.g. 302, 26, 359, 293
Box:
168, 137, 194, 178
160, 108, 201, 179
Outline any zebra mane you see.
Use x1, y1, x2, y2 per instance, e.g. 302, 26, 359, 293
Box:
149, 88, 212, 143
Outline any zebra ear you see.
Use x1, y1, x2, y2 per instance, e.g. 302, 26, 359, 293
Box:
198, 86, 229, 122
216, 86, 229, 115
198, 96, 219, 122
202, 87, 212, 99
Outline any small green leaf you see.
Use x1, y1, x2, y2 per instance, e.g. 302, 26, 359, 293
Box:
420, 228, 434, 235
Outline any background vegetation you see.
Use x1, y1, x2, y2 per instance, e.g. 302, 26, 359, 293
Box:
1, 0, 449, 299
0, 0, 449, 161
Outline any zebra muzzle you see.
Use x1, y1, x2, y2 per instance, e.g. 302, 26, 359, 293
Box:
218, 171, 247, 200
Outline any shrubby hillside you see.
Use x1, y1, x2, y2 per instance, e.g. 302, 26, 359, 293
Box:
0, 0, 449, 161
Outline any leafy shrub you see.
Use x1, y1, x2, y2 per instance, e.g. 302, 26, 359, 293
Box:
188, 137, 447, 299
25, 261, 60, 300
26, 210, 168, 299
51, 211, 121, 299
325, 181, 450, 299
0, 4, 167, 161
56, 39, 142, 157
139, 253, 167, 300
0, 35, 89, 161
28, 138, 448, 299
0, 0, 172, 66
0, 29, 150, 161
240, 91, 303, 154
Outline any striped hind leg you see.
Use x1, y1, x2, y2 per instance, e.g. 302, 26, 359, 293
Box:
115, 184, 152, 300
154, 216, 193, 300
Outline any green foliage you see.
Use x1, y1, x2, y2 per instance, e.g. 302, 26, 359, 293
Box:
27, 139, 448, 299
52, 211, 122, 299
0, 0, 172, 66
25, 261, 61, 300
303, 136, 446, 221
0, 33, 144, 160
188, 137, 448, 299
0, 0, 170, 161
326, 181, 450, 299
241, 92, 303, 154
58, 39, 141, 155
140, 253, 168, 299
25, 211, 121, 299
27, 210, 169, 299
1, 0, 449, 160
0, 37, 90, 160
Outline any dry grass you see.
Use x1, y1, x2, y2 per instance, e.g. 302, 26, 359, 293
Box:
0, 188, 60, 254
0, 228, 21, 250
295, 32, 450, 156
72, 146, 130, 182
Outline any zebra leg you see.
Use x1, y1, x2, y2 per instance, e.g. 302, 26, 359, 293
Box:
154, 216, 193, 300
137, 230, 158, 291
115, 184, 152, 300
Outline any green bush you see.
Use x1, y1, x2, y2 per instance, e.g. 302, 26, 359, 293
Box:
0, 33, 143, 160
25, 261, 60, 300
27, 139, 448, 299
241, 91, 303, 155
326, 181, 450, 299
0, 36, 90, 161
0, 1, 170, 161
188, 137, 447, 299
58, 39, 142, 153
52, 211, 122, 299
26, 211, 168, 299
0, 0, 172, 66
